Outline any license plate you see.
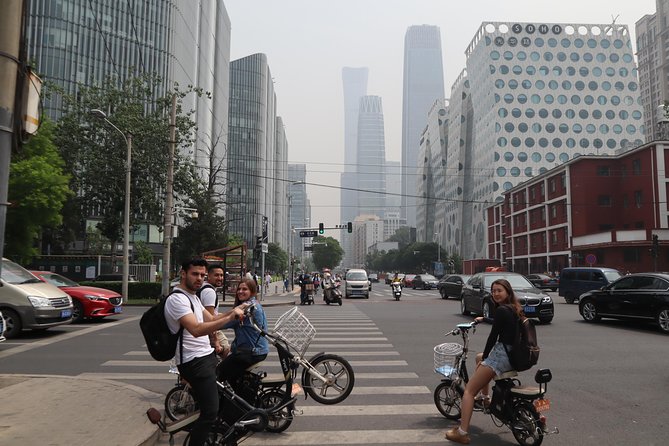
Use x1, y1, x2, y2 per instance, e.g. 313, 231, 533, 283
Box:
61, 309, 72, 318
524, 305, 536, 313
291, 383, 303, 397
534, 398, 550, 412
114, 306, 123, 313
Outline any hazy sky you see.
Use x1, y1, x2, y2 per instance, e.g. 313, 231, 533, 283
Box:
225, 0, 656, 235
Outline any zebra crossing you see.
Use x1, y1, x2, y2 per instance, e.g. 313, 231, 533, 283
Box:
79, 304, 447, 445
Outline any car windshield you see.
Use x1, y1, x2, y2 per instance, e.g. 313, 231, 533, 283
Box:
483, 274, 534, 289
1, 259, 42, 284
604, 271, 622, 281
422, 274, 437, 280
346, 272, 367, 281
38, 273, 79, 287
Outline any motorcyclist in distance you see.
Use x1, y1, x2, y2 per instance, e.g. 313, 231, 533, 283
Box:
322, 271, 335, 301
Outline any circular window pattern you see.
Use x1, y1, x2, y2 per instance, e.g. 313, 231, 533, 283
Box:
532, 122, 542, 132
536, 79, 545, 90
559, 123, 568, 133
526, 65, 536, 75
510, 167, 521, 177
553, 137, 563, 147
624, 96, 633, 106
629, 81, 638, 91
566, 109, 576, 118
588, 81, 598, 91
493, 182, 499, 192
531, 94, 541, 104
571, 95, 581, 104
500, 65, 510, 74
580, 138, 590, 148
539, 66, 549, 75
525, 137, 535, 147
522, 79, 532, 89
570, 52, 580, 62
602, 81, 611, 91
584, 52, 593, 62
517, 94, 527, 104
632, 110, 642, 120
561, 38, 571, 48
607, 139, 616, 149
619, 67, 628, 77
567, 66, 576, 76
509, 79, 518, 89
494, 152, 501, 161
539, 138, 549, 148
495, 122, 502, 132
504, 51, 514, 60
557, 52, 567, 62
525, 167, 533, 177
586, 124, 596, 134
579, 67, 589, 77
611, 96, 620, 106
610, 53, 619, 63
546, 152, 556, 162
562, 80, 572, 90
511, 108, 522, 118
579, 109, 589, 119
566, 138, 576, 148
498, 108, 508, 118
526, 108, 536, 118
548, 38, 558, 47
573, 123, 583, 133
494, 93, 500, 103
596, 53, 606, 62
574, 38, 584, 48
592, 109, 602, 119
613, 39, 623, 49
545, 94, 554, 104
599, 124, 609, 133
614, 81, 624, 91
530, 51, 540, 61
539, 167, 548, 175
513, 65, 523, 74
593, 67, 602, 76
597, 95, 607, 105
546, 123, 556, 133
584, 95, 594, 105
627, 124, 636, 134
575, 81, 585, 91
548, 80, 558, 89
518, 151, 528, 161
490, 64, 496, 74
601, 39, 611, 49
538, 108, 549, 118
504, 93, 514, 103
517, 51, 527, 61
504, 152, 514, 161
544, 52, 554, 61
594, 139, 603, 149
518, 122, 529, 133
497, 166, 507, 177
588, 38, 598, 48
613, 124, 623, 134
531, 152, 542, 162
491, 51, 500, 60
558, 94, 568, 104
605, 110, 615, 119
559, 153, 569, 162
552, 109, 562, 119
511, 137, 521, 147
606, 67, 615, 77
623, 53, 633, 63
495, 79, 505, 89
503, 182, 513, 191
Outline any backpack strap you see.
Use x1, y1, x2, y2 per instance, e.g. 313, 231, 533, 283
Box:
168, 289, 194, 365
196, 283, 217, 308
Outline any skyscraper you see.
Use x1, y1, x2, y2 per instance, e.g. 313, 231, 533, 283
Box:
401, 25, 445, 227
356, 96, 387, 217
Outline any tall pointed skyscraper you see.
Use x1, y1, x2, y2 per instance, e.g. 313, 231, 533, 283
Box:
401, 25, 445, 227
356, 96, 387, 217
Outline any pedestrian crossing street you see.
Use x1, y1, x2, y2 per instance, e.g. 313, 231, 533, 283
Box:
80, 304, 449, 444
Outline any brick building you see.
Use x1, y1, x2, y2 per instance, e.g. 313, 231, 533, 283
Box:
488, 141, 669, 274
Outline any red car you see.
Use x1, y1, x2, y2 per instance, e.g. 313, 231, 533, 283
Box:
31, 271, 123, 323
402, 274, 417, 288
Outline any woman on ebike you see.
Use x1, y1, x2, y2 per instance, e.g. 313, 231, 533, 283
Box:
217, 278, 269, 394
445, 278, 524, 445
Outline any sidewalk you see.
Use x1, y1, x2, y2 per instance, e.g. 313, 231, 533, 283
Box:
0, 285, 299, 446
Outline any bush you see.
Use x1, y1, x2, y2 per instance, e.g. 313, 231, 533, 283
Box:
79, 281, 162, 300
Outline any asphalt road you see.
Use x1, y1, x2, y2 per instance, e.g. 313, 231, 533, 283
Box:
0, 285, 666, 445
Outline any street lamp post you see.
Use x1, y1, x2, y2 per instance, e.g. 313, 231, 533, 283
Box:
434, 232, 441, 262
90, 109, 132, 304
287, 181, 305, 290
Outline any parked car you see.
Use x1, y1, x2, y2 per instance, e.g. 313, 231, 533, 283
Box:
460, 272, 554, 323
559, 267, 622, 304
0, 311, 5, 342
385, 273, 405, 285
437, 274, 471, 299
94, 273, 138, 282
0, 258, 73, 339
412, 274, 439, 289
525, 274, 559, 292
578, 273, 669, 334
402, 274, 417, 288
368, 273, 379, 283
344, 269, 369, 299
31, 271, 123, 323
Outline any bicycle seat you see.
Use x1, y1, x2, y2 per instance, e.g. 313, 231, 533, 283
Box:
509, 385, 542, 396
246, 362, 264, 372
494, 370, 518, 380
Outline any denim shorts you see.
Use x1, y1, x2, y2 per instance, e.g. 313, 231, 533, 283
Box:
481, 342, 513, 376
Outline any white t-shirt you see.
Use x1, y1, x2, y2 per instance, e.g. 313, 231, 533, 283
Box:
199, 283, 219, 315
164, 287, 214, 364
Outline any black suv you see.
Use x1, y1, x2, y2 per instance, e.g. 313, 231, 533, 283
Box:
460, 272, 554, 323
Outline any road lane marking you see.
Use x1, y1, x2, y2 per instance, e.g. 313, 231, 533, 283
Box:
102, 359, 409, 367
242, 428, 444, 444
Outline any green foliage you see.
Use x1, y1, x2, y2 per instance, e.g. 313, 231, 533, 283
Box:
53, 73, 199, 251
265, 242, 288, 273
363, 241, 460, 275
5, 119, 73, 263
387, 226, 414, 249
133, 240, 154, 264
312, 236, 343, 270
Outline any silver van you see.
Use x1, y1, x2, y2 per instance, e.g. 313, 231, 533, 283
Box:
344, 269, 370, 299
0, 258, 73, 338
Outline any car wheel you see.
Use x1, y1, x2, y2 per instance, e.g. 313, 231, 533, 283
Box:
656, 307, 669, 334
564, 293, 575, 304
2, 309, 22, 339
539, 317, 553, 324
72, 300, 85, 323
460, 298, 470, 315
440, 288, 447, 299
580, 300, 600, 322
482, 301, 492, 319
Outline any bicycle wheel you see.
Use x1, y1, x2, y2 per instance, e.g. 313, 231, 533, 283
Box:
259, 389, 294, 433
165, 383, 198, 421
434, 380, 463, 420
303, 354, 355, 404
511, 400, 544, 446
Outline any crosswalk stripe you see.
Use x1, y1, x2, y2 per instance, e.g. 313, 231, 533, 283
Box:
311, 337, 388, 341
298, 403, 436, 416
76, 371, 420, 380
242, 428, 444, 445
102, 359, 408, 367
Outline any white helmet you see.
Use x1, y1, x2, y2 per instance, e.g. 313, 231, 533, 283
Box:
325, 272, 331, 278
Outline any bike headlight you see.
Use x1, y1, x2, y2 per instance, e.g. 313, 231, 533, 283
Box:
28, 296, 53, 308
542, 295, 553, 303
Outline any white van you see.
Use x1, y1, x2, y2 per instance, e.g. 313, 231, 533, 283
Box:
344, 269, 370, 299
0, 258, 73, 338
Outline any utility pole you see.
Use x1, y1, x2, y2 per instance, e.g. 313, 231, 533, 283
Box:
161, 95, 177, 297
0, 0, 23, 276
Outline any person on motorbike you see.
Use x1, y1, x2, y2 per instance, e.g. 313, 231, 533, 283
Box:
322, 271, 336, 300
445, 278, 524, 445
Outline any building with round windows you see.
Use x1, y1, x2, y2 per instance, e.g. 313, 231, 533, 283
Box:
440, 22, 645, 260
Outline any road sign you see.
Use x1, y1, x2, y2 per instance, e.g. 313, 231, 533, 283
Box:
261, 243, 268, 254
585, 253, 596, 265
299, 230, 318, 237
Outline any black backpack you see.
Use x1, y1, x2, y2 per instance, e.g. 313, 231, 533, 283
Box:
139, 291, 193, 362
196, 283, 217, 308
504, 315, 540, 372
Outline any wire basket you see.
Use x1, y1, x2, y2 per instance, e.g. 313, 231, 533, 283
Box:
434, 342, 463, 378
273, 307, 316, 356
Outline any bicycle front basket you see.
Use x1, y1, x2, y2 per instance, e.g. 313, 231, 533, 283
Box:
434, 342, 463, 378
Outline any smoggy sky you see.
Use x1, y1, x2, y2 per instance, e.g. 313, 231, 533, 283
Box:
225, 0, 656, 239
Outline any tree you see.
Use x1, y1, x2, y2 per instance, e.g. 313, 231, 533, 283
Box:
265, 242, 288, 273
312, 236, 344, 270
133, 240, 154, 264
388, 226, 414, 249
53, 73, 198, 255
5, 119, 73, 263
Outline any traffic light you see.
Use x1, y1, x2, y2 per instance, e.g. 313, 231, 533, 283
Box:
347, 221, 353, 233
319, 223, 324, 234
